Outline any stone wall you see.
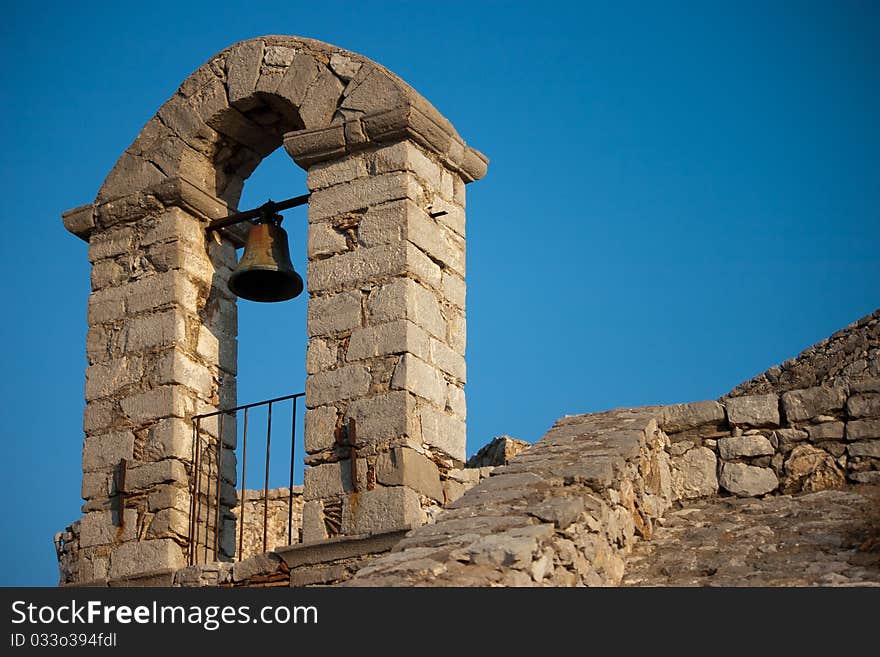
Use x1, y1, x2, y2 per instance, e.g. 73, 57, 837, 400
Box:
343, 309, 880, 586
346, 407, 676, 586
726, 309, 879, 397
236, 487, 304, 560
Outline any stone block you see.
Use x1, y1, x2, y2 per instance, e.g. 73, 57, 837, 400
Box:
299, 67, 345, 129
90, 259, 126, 290
847, 393, 880, 419
304, 405, 339, 453
307, 291, 362, 337
303, 461, 366, 501
851, 378, 880, 393
781, 444, 846, 494
429, 337, 466, 382
88, 226, 134, 263
147, 240, 216, 287
446, 383, 466, 420
285, 125, 346, 167
146, 508, 190, 539
139, 208, 203, 247
125, 459, 188, 491
155, 350, 214, 398
62, 204, 95, 239
307, 222, 349, 258
419, 404, 467, 462
773, 428, 809, 446
121, 386, 192, 424
146, 418, 193, 460
782, 385, 847, 423
233, 552, 284, 582
659, 401, 726, 434
376, 447, 443, 501
82, 431, 135, 473
358, 199, 464, 275
301, 500, 328, 542
147, 484, 190, 512
81, 471, 111, 499
306, 337, 337, 375
306, 155, 368, 191
108, 539, 186, 579
346, 319, 431, 363
123, 310, 187, 352
446, 309, 466, 355
84, 356, 144, 401
428, 196, 465, 237
83, 399, 119, 435
308, 172, 423, 223
367, 277, 445, 340
719, 462, 778, 497
345, 391, 421, 444
275, 53, 322, 107
329, 53, 361, 80
373, 141, 443, 189
441, 272, 466, 308
87, 286, 126, 325
846, 419, 880, 441
125, 271, 200, 315
80, 509, 138, 548
725, 394, 780, 427
848, 441, 880, 458
717, 435, 775, 460
391, 354, 446, 407
806, 421, 845, 441
341, 486, 425, 535
196, 326, 234, 373
670, 446, 718, 500
226, 40, 264, 105
307, 242, 440, 294
341, 68, 409, 114
305, 364, 371, 407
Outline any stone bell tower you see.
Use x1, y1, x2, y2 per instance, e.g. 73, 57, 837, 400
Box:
60, 35, 486, 583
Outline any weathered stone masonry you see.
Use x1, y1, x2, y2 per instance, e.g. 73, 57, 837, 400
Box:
346, 309, 879, 586
59, 35, 487, 584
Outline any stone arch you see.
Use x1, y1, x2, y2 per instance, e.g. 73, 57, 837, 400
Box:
92, 35, 486, 212
61, 35, 487, 584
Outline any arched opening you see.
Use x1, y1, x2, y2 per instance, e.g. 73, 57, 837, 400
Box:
204, 146, 310, 559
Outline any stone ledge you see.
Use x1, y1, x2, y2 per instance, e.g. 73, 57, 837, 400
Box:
276, 528, 412, 569
107, 568, 177, 587
60, 578, 109, 588
284, 105, 488, 183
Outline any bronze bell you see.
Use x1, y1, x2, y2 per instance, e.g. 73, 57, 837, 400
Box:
228, 212, 303, 303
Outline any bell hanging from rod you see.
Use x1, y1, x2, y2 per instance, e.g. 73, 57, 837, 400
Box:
227, 202, 304, 303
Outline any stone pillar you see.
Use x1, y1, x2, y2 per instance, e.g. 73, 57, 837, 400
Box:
284, 110, 485, 542
64, 181, 239, 581
61, 36, 487, 581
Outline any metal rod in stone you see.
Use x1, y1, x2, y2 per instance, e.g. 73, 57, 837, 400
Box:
206, 193, 311, 231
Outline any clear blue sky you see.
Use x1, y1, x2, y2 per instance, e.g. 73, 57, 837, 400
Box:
1, 1, 877, 585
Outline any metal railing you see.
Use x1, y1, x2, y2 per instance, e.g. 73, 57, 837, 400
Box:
187, 392, 304, 566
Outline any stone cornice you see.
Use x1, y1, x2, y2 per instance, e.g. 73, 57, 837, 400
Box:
284, 104, 489, 183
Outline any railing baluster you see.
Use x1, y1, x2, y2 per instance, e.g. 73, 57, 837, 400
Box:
194, 418, 203, 566
214, 412, 225, 561
263, 402, 273, 553
188, 420, 196, 565
238, 408, 249, 562
288, 396, 298, 545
